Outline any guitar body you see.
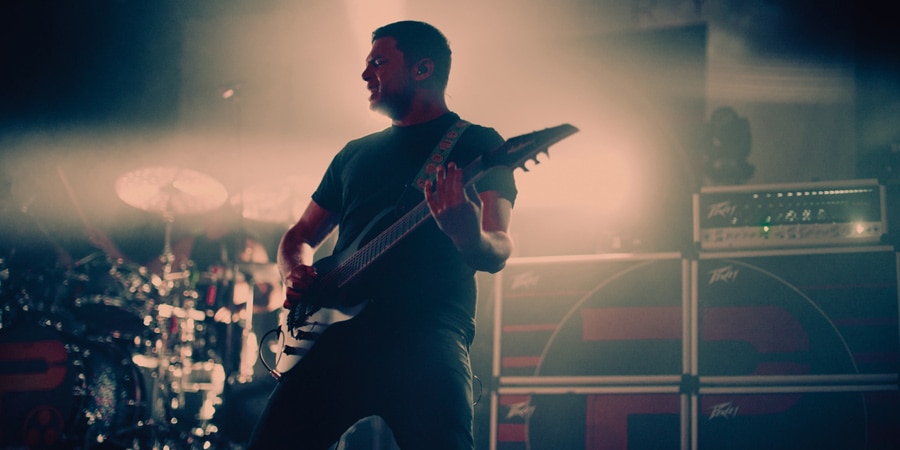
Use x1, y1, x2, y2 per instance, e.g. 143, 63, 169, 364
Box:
275, 302, 368, 374
272, 123, 578, 376
273, 213, 389, 374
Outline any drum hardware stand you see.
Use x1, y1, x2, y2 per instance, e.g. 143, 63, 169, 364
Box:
138, 210, 227, 448
156, 211, 179, 298
230, 260, 257, 385
141, 210, 182, 443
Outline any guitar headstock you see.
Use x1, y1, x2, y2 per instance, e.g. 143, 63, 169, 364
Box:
483, 124, 578, 171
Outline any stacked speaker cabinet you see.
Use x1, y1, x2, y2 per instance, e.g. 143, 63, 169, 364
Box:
693, 245, 899, 449
487, 181, 900, 449
489, 253, 689, 450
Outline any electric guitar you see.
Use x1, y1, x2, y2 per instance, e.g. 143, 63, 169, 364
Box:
273, 123, 578, 375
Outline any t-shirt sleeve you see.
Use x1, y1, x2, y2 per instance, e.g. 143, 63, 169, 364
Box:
464, 126, 518, 207
311, 149, 346, 213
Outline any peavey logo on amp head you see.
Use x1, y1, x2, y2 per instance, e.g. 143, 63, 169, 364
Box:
708, 265, 739, 284
511, 271, 541, 290
707, 201, 737, 220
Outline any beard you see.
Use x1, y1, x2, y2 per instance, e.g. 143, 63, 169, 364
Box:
371, 84, 416, 120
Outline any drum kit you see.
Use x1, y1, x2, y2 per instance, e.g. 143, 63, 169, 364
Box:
0, 166, 295, 450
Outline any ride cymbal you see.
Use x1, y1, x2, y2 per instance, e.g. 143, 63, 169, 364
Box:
115, 166, 228, 216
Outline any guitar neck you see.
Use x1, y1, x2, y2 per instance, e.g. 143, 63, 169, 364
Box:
321, 156, 489, 289
317, 122, 578, 292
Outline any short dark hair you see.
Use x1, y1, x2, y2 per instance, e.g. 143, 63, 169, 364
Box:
372, 21, 451, 90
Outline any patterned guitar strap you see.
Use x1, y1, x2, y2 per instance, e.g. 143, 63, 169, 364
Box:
412, 118, 471, 191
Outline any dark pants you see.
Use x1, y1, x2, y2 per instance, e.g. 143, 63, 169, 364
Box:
247, 310, 475, 450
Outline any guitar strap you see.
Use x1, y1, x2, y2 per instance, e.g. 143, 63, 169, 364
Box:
411, 119, 471, 191
390, 118, 471, 214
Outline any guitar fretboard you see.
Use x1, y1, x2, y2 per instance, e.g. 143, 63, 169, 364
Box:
323, 160, 489, 289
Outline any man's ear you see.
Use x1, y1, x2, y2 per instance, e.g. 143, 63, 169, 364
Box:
414, 59, 434, 79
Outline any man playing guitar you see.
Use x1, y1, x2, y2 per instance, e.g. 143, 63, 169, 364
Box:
247, 21, 516, 450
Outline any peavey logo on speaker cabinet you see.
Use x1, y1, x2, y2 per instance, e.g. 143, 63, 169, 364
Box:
708, 401, 739, 420
510, 271, 541, 290
708, 265, 739, 284
505, 401, 536, 420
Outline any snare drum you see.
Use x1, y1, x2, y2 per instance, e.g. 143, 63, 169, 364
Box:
0, 323, 148, 449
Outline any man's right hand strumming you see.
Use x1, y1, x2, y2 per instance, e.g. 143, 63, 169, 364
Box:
283, 264, 318, 309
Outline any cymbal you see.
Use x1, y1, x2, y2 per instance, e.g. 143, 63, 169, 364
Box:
115, 166, 228, 216
234, 175, 314, 225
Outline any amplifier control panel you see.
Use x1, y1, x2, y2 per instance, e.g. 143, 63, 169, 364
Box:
694, 180, 886, 250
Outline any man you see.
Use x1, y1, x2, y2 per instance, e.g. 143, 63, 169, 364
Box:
247, 21, 516, 450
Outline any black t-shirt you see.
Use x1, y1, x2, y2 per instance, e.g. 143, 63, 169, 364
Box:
311, 112, 516, 342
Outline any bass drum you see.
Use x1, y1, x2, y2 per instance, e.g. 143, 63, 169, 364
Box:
0, 324, 148, 449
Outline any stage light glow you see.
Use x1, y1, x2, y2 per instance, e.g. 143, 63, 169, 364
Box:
1, 1, 707, 257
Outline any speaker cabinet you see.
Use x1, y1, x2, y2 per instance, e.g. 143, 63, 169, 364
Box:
493, 391, 683, 450
696, 388, 900, 449
696, 246, 899, 377
494, 253, 686, 379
